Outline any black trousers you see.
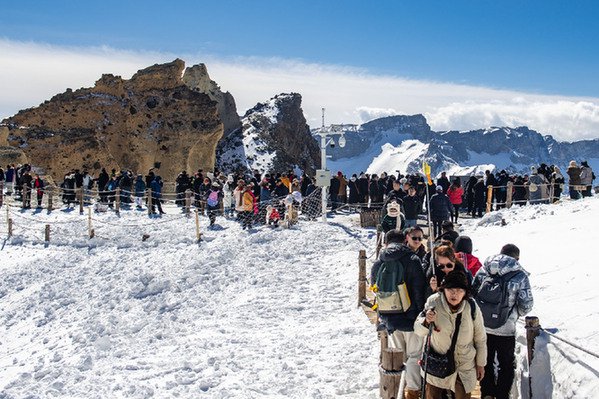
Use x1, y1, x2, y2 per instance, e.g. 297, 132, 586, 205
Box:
480, 334, 516, 399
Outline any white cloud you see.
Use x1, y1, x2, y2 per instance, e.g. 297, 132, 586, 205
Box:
354, 107, 398, 123
1, 39, 599, 141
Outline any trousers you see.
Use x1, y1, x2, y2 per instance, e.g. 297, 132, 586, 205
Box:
389, 330, 424, 391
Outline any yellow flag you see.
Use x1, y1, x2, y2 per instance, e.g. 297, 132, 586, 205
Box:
423, 161, 433, 185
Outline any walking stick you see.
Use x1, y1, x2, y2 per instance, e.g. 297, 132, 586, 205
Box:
420, 318, 435, 398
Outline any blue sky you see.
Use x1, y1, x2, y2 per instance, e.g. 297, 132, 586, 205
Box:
2, 0, 599, 140
3, 0, 599, 96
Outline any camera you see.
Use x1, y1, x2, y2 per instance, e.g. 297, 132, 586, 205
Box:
330, 143, 335, 148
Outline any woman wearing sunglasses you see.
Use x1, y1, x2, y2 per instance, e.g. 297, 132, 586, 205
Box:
425, 245, 473, 298
415, 270, 487, 398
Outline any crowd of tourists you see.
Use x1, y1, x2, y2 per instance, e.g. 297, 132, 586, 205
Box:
0, 160, 594, 233
370, 224, 534, 399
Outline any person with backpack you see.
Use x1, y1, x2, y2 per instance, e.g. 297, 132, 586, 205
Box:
415, 270, 487, 399
472, 244, 534, 399
205, 182, 223, 227
370, 229, 427, 399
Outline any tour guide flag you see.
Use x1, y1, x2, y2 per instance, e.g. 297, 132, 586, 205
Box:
423, 161, 433, 185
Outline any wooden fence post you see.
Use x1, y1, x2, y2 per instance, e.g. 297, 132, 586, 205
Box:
44, 224, 50, 242
379, 329, 403, 399
88, 207, 94, 239
0, 181, 3, 207
79, 187, 84, 214
147, 188, 152, 216
185, 189, 192, 215
526, 316, 540, 398
358, 250, 367, 306
8, 218, 13, 237
47, 186, 53, 211
506, 181, 513, 208
22, 185, 28, 208
486, 185, 494, 213
115, 187, 121, 215
195, 209, 201, 241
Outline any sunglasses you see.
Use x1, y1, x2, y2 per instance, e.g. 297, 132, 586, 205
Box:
437, 263, 455, 270
409, 236, 423, 241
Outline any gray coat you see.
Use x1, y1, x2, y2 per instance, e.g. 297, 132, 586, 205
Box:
528, 173, 549, 203
472, 254, 534, 336
580, 166, 594, 185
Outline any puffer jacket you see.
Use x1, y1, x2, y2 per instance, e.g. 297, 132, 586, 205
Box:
447, 186, 464, 205
414, 293, 487, 394
429, 192, 453, 221
370, 243, 426, 332
580, 166, 594, 185
472, 254, 534, 336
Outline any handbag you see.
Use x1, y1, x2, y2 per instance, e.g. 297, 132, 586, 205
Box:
421, 312, 462, 379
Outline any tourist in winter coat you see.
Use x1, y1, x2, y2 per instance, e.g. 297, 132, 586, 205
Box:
566, 160, 582, 200
369, 174, 384, 207
404, 226, 428, 263
233, 180, 246, 217
370, 230, 426, 399
336, 172, 347, 203
447, 179, 464, 223
485, 170, 497, 210
222, 175, 235, 217
415, 271, 487, 398
472, 178, 486, 217
512, 176, 527, 206
348, 175, 360, 204
329, 174, 340, 210
403, 187, 421, 227
358, 173, 369, 203
472, 244, 534, 399
33, 174, 44, 208
494, 171, 509, 210
134, 175, 146, 209
205, 182, 224, 227
464, 176, 477, 214
550, 165, 565, 202
150, 176, 164, 214
436, 172, 451, 193
429, 186, 453, 237
241, 185, 256, 230
528, 166, 549, 204
454, 236, 482, 276
5, 165, 15, 195
580, 161, 594, 197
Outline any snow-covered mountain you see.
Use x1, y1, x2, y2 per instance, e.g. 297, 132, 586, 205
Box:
321, 115, 599, 177
216, 93, 319, 175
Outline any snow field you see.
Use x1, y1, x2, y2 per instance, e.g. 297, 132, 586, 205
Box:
0, 208, 380, 398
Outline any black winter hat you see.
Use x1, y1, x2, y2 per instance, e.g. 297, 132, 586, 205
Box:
441, 271, 469, 291
454, 236, 473, 255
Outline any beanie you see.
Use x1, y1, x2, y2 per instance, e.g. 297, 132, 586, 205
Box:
454, 236, 473, 255
441, 271, 469, 291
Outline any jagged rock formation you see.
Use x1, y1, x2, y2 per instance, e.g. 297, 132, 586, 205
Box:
216, 93, 320, 175
1, 59, 223, 181
182, 64, 241, 137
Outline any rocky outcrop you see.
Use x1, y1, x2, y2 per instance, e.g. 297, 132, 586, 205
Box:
1, 59, 224, 181
216, 93, 320, 174
182, 64, 241, 137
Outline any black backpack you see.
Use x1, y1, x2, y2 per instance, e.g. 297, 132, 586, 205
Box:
474, 271, 519, 329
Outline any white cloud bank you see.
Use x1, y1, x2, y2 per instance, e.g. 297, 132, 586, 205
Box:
1, 39, 599, 142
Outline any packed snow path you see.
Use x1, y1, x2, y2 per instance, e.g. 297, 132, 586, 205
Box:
0, 212, 380, 398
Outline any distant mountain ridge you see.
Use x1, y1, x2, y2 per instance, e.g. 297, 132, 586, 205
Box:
322, 114, 599, 177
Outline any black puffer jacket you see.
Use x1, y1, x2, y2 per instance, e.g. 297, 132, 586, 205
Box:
371, 244, 427, 332
403, 194, 421, 220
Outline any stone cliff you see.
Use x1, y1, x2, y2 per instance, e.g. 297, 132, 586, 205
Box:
216, 93, 320, 174
1, 59, 224, 181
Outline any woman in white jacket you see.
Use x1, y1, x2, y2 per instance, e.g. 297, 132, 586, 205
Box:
415, 271, 487, 399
